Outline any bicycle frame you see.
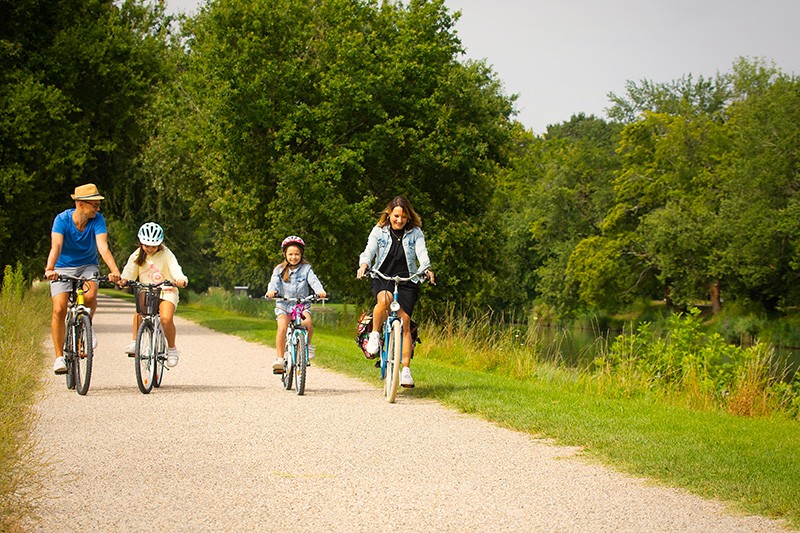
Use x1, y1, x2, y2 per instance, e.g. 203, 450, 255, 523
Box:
287, 302, 310, 369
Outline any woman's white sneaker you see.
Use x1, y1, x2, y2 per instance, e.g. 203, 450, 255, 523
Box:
400, 367, 415, 388
272, 357, 285, 374
366, 331, 381, 355
125, 341, 136, 357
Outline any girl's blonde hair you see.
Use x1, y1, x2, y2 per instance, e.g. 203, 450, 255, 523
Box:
377, 195, 422, 229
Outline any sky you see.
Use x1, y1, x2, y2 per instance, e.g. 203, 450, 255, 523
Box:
163, 0, 800, 134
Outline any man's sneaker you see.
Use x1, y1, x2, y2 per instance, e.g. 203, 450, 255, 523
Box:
166, 347, 180, 368
91, 327, 98, 350
307, 344, 316, 360
400, 366, 415, 388
53, 357, 67, 375
272, 357, 285, 374
125, 341, 136, 357
366, 331, 381, 355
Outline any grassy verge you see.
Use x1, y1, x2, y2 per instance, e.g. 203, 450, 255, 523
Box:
178, 300, 800, 529
0, 277, 50, 531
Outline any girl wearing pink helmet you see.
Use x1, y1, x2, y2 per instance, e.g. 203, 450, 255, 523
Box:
266, 236, 327, 373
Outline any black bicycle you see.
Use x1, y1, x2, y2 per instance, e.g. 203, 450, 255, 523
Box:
57, 274, 108, 395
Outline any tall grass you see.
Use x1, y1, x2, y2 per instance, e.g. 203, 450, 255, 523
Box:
419, 305, 800, 420
0, 265, 50, 531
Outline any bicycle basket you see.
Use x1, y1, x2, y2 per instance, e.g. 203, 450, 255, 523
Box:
135, 287, 160, 315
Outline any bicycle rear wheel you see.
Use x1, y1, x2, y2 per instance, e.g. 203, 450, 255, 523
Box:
295, 335, 307, 395
135, 321, 156, 394
154, 327, 167, 388
385, 320, 402, 403
74, 315, 94, 395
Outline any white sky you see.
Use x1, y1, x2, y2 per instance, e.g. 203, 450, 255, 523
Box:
164, 0, 800, 134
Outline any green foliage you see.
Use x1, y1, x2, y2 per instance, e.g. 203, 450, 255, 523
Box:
147, 0, 514, 301
592, 308, 798, 416
0, 0, 176, 283
1, 263, 26, 303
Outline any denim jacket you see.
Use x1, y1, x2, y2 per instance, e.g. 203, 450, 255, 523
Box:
358, 225, 431, 283
266, 262, 325, 299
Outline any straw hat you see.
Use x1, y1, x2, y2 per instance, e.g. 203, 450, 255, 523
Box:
71, 183, 105, 201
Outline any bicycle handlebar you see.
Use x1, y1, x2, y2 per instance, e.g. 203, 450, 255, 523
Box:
122, 279, 174, 289
56, 274, 110, 284
268, 294, 327, 304
366, 268, 430, 284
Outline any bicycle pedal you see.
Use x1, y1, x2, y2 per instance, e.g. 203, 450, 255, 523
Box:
273, 368, 285, 375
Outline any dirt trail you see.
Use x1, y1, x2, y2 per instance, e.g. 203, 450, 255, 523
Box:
29, 295, 788, 532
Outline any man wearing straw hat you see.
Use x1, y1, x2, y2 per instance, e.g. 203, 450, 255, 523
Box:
44, 183, 121, 375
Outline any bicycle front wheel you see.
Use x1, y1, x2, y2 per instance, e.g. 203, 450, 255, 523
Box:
74, 315, 94, 395
154, 326, 167, 388
385, 320, 402, 403
282, 336, 294, 390
295, 335, 307, 396
135, 321, 156, 394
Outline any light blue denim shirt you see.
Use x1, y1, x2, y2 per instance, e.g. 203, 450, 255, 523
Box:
358, 225, 431, 282
267, 262, 325, 299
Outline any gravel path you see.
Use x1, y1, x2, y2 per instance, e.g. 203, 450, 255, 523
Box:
29, 295, 789, 532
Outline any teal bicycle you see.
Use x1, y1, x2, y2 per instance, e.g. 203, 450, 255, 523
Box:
272, 294, 325, 395
367, 269, 427, 403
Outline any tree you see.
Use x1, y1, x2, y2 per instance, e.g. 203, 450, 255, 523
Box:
0, 0, 174, 279
162, 0, 515, 301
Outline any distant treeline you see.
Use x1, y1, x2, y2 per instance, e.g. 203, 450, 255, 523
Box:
2, 0, 798, 320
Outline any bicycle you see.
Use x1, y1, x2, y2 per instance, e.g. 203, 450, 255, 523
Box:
366, 268, 428, 403
56, 274, 108, 395
126, 280, 173, 394
271, 294, 325, 395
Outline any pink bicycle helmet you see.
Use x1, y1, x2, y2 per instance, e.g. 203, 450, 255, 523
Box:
281, 235, 305, 251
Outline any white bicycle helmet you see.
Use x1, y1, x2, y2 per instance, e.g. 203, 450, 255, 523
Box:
138, 222, 164, 246
281, 235, 305, 251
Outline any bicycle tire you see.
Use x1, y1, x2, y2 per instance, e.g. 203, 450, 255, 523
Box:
74, 315, 94, 395
282, 335, 294, 390
154, 326, 167, 388
64, 323, 75, 390
135, 321, 156, 394
385, 320, 402, 403
295, 334, 307, 395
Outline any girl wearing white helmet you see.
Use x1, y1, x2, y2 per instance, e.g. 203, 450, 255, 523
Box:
266, 235, 327, 373
120, 222, 189, 367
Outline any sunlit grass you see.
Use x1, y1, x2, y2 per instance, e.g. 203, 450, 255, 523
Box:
0, 274, 49, 531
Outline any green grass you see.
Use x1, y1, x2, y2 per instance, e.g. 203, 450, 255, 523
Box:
0, 282, 50, 531
178, 300, 800, 530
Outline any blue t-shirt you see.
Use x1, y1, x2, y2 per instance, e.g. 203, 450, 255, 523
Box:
52, 209, 108, 268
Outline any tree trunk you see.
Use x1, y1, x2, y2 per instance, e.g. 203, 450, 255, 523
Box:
711, 280, 722, 314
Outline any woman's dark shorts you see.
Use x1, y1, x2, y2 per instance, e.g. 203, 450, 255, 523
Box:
371, 278, 420, 317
